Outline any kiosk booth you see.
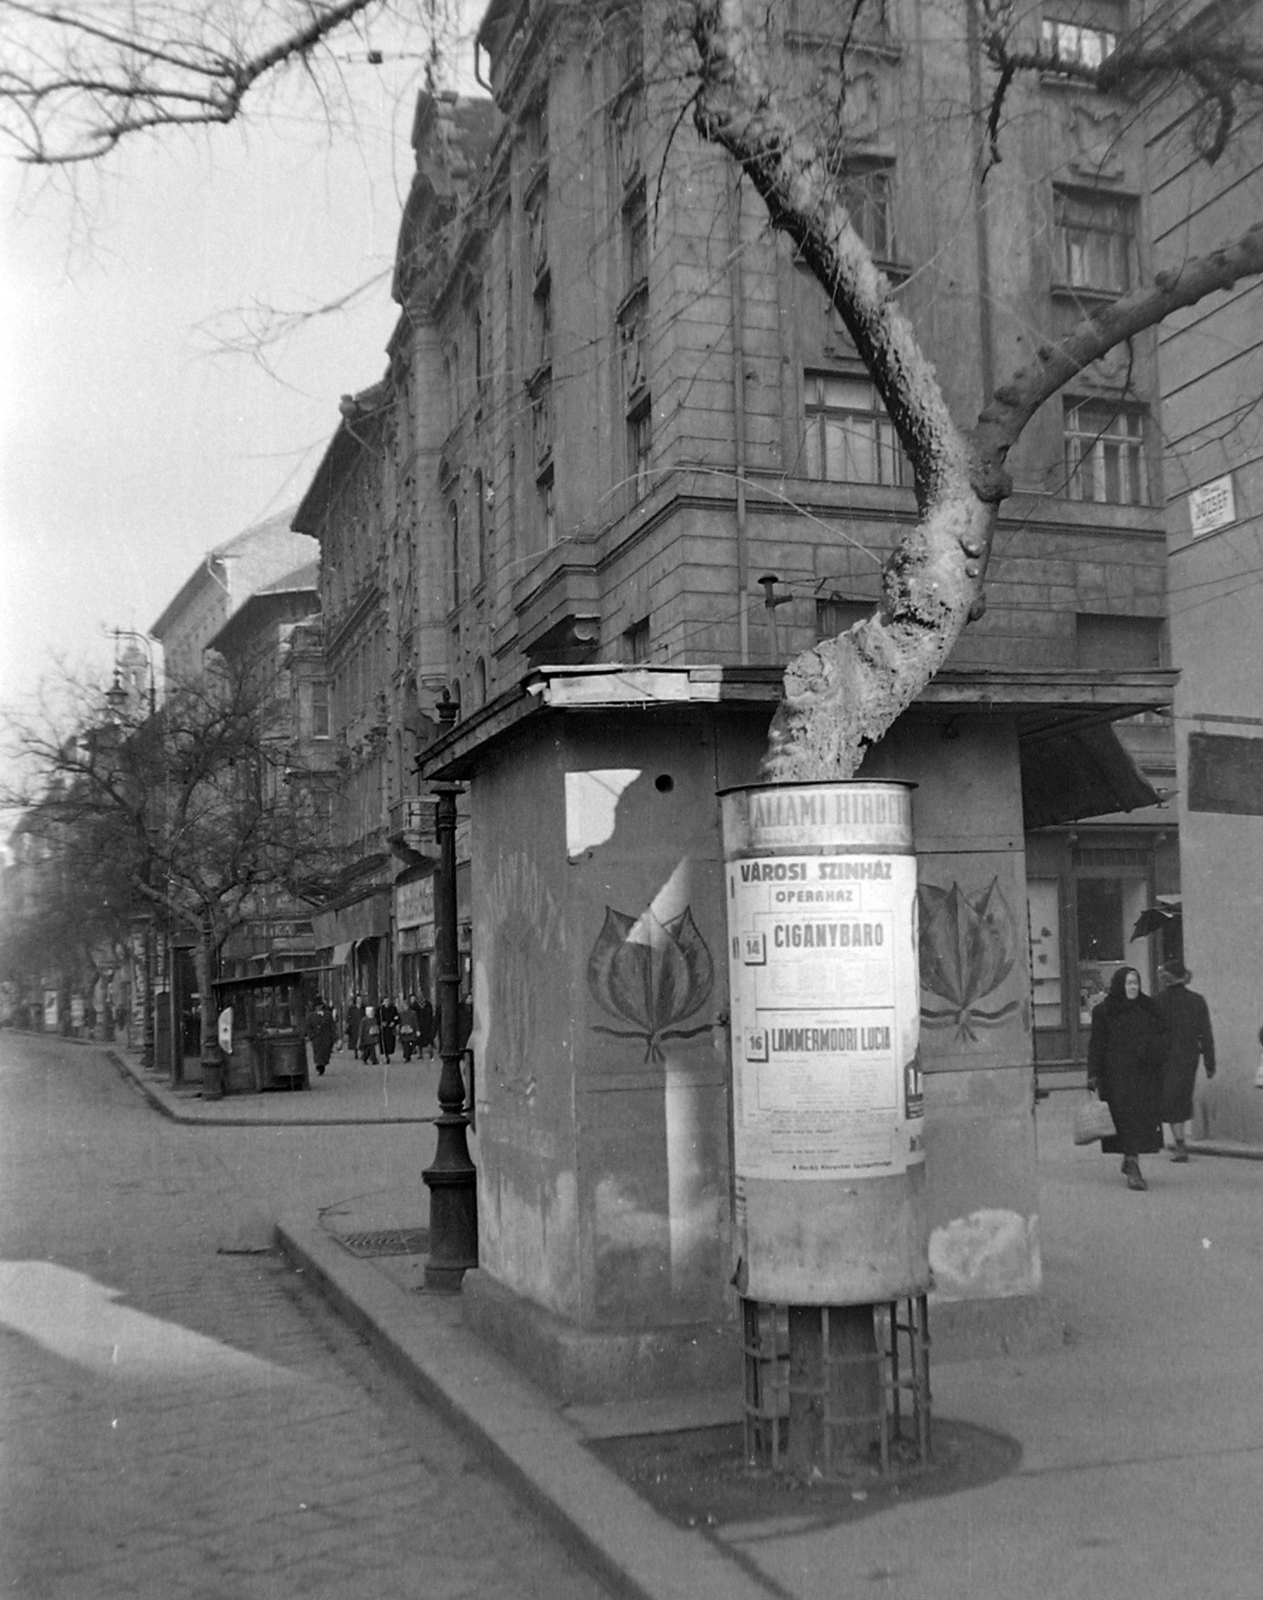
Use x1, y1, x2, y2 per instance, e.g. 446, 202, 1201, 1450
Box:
213, 970, 311, 1094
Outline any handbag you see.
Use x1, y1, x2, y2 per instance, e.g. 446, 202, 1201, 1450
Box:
1073, 1091, 1117, 1145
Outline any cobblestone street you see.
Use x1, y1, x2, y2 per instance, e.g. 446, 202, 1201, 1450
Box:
0, 1033, 609, 1600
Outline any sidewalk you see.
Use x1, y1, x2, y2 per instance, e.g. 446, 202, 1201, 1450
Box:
107, 1039, 441, 1125
107, 1034, 1263, 1600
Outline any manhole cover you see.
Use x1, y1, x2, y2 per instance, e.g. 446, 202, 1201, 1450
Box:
337, 1228, 430, 1257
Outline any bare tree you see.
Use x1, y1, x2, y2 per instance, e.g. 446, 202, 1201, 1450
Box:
3, 663, 339, 1067
0, 0, 389, 164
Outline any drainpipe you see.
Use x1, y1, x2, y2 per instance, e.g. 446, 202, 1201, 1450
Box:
729, 173, 751, 665
965, 0, 997, 405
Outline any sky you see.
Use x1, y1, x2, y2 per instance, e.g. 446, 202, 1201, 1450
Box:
0, 6, 482, 735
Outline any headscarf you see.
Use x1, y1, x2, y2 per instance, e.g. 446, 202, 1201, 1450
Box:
1107, 965, 1144, 1003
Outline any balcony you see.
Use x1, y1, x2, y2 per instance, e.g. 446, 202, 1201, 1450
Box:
389, 796, 437, 846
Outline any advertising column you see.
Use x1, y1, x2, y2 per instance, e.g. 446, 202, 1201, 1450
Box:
721, 781, 928, 1305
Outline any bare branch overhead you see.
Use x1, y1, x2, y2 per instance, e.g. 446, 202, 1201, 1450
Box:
0, 0, 387, 163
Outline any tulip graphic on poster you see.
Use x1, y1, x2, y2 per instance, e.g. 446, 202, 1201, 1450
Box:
918, 878, 1019, 1041
587, 905, 714, 1062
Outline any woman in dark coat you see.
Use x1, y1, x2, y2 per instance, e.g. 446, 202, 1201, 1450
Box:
1156, 960, 1215, 1161
1087, 965, 1167, 1191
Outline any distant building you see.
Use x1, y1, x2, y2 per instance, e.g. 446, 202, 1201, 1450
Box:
205, 560, 334, 975
293, 95, 499, 1008
151, 509, 316, 690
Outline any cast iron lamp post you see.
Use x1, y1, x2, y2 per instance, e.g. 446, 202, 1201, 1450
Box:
421, 691, 478, 1289
102, 672, 158, 1072
109, 628, 158, 717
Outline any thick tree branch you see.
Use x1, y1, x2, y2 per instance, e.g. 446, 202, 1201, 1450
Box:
974, 222, 1263, 469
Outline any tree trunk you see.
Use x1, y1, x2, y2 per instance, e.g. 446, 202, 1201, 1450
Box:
764, 494, 996, 780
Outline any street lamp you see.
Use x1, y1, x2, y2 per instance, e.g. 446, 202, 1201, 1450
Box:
108, 628, 159, 1071
109, 628, 158, 717
420, 689, 478, 1290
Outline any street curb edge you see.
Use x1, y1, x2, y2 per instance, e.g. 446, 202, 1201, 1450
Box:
275, 1217, 773, 1600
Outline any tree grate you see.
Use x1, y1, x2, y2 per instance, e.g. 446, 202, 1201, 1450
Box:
337, 1228, 430, 1257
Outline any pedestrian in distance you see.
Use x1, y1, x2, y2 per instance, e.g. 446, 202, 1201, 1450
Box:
378, 996, 400, 1062
345, 992, 363, 1054
357, 1005, 380, 1064
306, 1001, 336, 1077
1087, 965, 1167, 1191
1156, 960, 1215, 1161
416, 992, 436, 1059
399, 995, 420, 1061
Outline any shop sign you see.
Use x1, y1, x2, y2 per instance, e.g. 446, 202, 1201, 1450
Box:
395, 877, 434, 929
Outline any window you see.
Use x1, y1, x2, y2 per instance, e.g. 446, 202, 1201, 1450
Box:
839, 163, 895, 261
816, 594, 873, 639
1042, 15, 1118, 69
789, 0, 890, 43
449, 501, 461, 608
310, 680, 330, 739
623, 179, 648, 292
472, 311, 485, 410
531, 279, 552, 374
803, 371, 907, 486
1064, 400, 1147, 504
531, 374, 554, 471
1075, 613, 1163, 669
473, 470, 487, 588
628, 402, 652, 504
538, 467, 556, 547
625, 617, 650, 662
1054, 190, 1134, 294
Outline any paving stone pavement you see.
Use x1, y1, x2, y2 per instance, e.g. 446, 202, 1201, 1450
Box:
0, 1031, 610, 1599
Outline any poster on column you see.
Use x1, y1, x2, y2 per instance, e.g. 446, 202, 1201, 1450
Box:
723, 785, 923, 1183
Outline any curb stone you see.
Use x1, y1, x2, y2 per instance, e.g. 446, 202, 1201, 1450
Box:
276, 1216, 775, 1600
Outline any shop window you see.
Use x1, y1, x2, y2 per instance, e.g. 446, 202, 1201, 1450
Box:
1076, 872, 1155, 1020
1027, 878, 1064, 1030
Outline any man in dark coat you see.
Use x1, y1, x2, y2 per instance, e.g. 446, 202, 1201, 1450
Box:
306, 1001, 336, 1076
345, 993, 363, 1054
378, 996, 400, 1062
1156, 960, 1215, 1162
1087, 965, 1167, 1191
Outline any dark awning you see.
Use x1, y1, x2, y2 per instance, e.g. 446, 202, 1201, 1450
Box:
1021, 723, 1162, 830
